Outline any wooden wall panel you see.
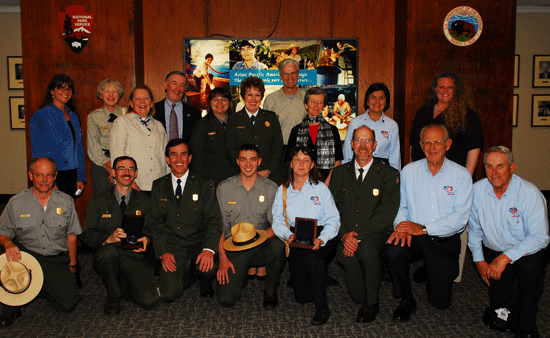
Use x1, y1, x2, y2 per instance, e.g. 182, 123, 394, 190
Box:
21, 0, 138, 219
400, 0, 516, 179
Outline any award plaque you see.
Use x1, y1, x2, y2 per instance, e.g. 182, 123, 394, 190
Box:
121, 215, 144, 250
289, 218, 318, 249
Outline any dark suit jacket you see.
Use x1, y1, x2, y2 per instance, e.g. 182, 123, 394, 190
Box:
189, 111, 237, 187
148, 171, 222, 259
80, 187, 151, 249
328, 159, 400, 240
153, 98, 201, 143
226, 108, 283, 174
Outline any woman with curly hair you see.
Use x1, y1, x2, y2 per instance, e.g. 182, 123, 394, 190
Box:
409, 71, 483, 175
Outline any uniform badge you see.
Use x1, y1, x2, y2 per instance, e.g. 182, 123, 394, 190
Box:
259, 195, 265, 203
208, 132, 216, 135
101, 214, 111, 218
56, 208, 63, 215
228, 201, 236, 204
136, 210, 141, 216
373, 189, 379, 196
19, 214, 30, 218
265, 121, 270, 127
192, 194, 199, 201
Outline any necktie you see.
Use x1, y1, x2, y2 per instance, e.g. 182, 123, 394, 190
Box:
169, 103, 178, 140
175, 179, 182, 205
120, 196, 126, 214
250, 115, 256, 125
357, 168, 364, 184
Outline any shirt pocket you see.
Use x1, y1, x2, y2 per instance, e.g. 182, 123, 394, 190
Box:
47, 214, 70, 240
224, 205, 241, 228
506, 211, 524, 236
15, 217, 37, 237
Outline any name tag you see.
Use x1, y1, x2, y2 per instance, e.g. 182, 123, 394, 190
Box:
208, 132, 216, 135
160, 198, 167, 201
100, 126, 109, 130
102, 214, 111, 218
237, 126, 245, 129
19, 214, 30, 218
228, 201, 236, 204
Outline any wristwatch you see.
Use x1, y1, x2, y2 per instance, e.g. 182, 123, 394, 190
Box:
421, 225, 428, 235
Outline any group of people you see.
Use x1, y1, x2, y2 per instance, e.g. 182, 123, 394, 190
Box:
0, 61, 547, 338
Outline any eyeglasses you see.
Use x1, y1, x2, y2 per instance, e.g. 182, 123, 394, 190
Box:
32, 173, 55, 179
308, 100, 324, 105
421, 140, 447, 147
116, 167, 136, 172
211, 97, 229, 103
353, 139, 375, 144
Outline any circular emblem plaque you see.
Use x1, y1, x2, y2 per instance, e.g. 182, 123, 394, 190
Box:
443, 6, 483, 47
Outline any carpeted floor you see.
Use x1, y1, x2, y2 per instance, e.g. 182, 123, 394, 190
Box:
1, 248, 549, 337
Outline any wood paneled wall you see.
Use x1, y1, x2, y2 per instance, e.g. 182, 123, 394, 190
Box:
21, 0, 515, 218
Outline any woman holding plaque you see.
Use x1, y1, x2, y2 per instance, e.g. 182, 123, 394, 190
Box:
272, 145, 340, 326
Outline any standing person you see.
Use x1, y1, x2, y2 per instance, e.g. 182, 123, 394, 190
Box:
87, 79, 126, 197
329, 126, 400, 323
410, 71, 483, 173
287, 87, 343, 183
30, 74, 86, 197
272, 146, 340, 326
264, 58, 307, 152
153, 70, 201, 143
226, 76, 284, 183
386, 124, 472, 321
468, 146, 549, 338
189, 87, 237, 187
216, 144, 284, 308
343, 83, 401, 170
0, 157, 81, 328
149, 139, 222, 302
189, 54, 215, 93
81, 156, 158, 315
110, 85, 169, 194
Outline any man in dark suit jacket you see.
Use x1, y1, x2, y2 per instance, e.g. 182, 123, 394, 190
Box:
329, 126, 400, 323
153, 70, 201, 143
149, 138, 222, 302
81, 156, 158, 314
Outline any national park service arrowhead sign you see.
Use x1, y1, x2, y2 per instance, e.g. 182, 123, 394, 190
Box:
58, 5, 94, 54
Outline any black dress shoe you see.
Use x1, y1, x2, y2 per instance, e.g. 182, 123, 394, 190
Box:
356, 302, 379, 323
482, 307, 515, 333
412, 265, 428, 283
0, 309, 21, 329
104, 296, 121, 314
256, 275, 265, 281
515, 328, 540, 338
200, 284, 214, 298
263, 292, 278, 308
311, 309, 330, 326
392, 298, 417, 322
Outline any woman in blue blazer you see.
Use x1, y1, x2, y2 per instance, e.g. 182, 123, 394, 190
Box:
30, 74, 86, 197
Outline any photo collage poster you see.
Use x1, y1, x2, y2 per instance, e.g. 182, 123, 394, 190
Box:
184, 38, 357, 140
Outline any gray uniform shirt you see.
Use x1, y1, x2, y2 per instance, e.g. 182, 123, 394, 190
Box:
0, 189, 82, 256
216, 175, 278, 239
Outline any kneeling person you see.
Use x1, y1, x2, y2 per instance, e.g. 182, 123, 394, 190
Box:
216, 144, 284, 307
0, 157, 81, 328
81, 156, 158, 314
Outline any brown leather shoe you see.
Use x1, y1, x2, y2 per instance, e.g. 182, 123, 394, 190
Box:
263, 291, 278, 308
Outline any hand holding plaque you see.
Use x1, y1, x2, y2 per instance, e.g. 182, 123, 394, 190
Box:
121, 215, 145, 250
289, 218, 319, 249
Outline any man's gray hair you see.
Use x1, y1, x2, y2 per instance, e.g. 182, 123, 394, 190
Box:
483, 146, 514, 166
420, 124, 449, 141
29, 157, 57, 174
278, 58, 299, 75
164, 70, 188, 87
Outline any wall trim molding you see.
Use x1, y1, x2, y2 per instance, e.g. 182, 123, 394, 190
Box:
0, 6, 20, 13
517, 5, 550, 13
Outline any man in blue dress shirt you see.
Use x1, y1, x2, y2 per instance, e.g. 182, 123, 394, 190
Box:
468, 146, 549, 338
386, 124, 472, 322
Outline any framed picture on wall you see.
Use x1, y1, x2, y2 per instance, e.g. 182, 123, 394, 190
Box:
9, 97, 25, 129
514, 55, 519, 88
513, 94, 518, 127
532, 55, 550, 88
183, 38, 358, 141
531, 94, 550, 127
7, 56, 23, 90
